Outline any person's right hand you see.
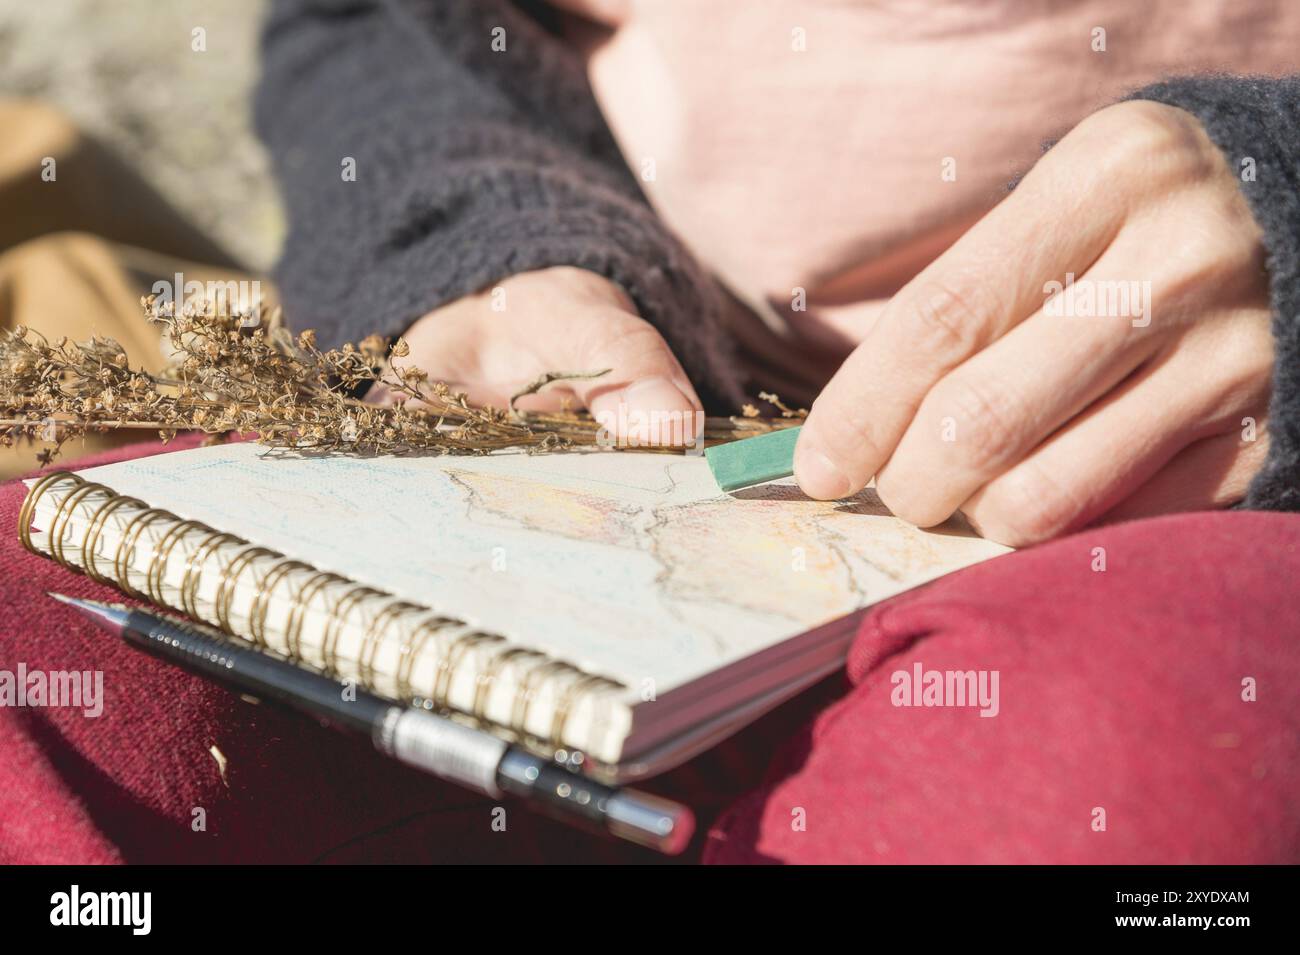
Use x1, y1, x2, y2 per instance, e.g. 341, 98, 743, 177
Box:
367, 267, 702, 446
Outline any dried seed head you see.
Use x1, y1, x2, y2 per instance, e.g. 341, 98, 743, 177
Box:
0, 294, 792, 465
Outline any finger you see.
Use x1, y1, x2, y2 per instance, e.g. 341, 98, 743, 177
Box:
386, 298, 703, 446
565, 312, 705, 448
795, 154, 1125, 500
960, 319, 1272, 545
493, 268, 704, 432
875, 249, 1166, 526
377, 304, 536, 409
1099, 422, 1269, 522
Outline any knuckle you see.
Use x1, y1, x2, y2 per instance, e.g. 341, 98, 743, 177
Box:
1233, 324, 1276, 390
1086, 101, 1194, 157
927, 375, 1021, 473
1088, 101, 1221, 189
905, 278, 992, 357
1173, 224, 1232, 277
1168, 201, 1253, 276
1204, 321, 1275, 421
1121, 100, 1195, 145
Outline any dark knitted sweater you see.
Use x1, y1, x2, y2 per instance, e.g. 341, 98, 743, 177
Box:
255, 0, 1300, 510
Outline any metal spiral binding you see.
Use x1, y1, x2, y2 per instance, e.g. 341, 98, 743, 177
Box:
283, 569, 348, 661
432, 631, 503, 711
393, 615, 457, 703
320, 582, 384, 677
78, 489, 141, 583
18, 470, 629, 756
510, 658, 579, 735
357, 600, 423, 688
180, 529, 245, 619
114, 508, 181, 598
551, 672, 625, 748
247, 558, 313, 648
50, 480, 111, 567
145, 519, 210, 607
472, 647, 542, 724
214, 546, 277, 635
18, 471, 82, 554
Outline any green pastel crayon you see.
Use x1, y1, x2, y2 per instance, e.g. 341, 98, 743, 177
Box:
705, 425, 802, 493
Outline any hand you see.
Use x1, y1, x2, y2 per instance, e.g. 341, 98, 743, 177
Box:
368, 266, 702, 446
794, 100, 1274, 546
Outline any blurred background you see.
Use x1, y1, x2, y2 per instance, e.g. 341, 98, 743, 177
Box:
0, 0, 282, 270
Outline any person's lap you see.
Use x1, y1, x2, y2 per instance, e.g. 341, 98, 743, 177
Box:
4, 437, 1296, 863
705, 507, 1300, 863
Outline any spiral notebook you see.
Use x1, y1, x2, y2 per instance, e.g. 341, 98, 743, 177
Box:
19, 442, 1007, 780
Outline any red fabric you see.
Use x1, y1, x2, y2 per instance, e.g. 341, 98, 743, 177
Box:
2, 438, 1297, 863
705, 509, 1300, 863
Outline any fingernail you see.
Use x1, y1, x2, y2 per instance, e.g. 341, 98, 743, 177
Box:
794, 442, 852, 500
590, 376, 699, 447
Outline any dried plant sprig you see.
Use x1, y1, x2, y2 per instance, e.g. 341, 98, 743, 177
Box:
0, 295, 799, 465
757, 391, 809, 419
509, 368, 611, 412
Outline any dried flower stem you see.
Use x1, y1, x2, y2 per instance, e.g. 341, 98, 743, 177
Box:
1, 296, 802, 466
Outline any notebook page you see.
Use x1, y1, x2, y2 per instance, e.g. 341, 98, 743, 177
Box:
71, 442, 1007, 697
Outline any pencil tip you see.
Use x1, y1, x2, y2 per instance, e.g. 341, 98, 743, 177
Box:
46, 593, 129, 634
47, 593, 108, 611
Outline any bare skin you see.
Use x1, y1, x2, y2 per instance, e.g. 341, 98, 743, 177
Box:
794, 101, 1273, 545
378, 102, 1273, 546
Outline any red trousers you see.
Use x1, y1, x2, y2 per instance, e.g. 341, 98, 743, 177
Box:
2, 437, 1297, 863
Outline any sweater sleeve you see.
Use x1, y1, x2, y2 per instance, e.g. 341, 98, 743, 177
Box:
254, 0, 741, 408
1126, 76, 1300, 511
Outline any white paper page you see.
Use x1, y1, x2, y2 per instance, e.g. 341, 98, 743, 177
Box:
70, 442, 1007, 695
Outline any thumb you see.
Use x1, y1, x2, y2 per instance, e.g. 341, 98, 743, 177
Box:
376, 274, 703, 447
566, 311, 703, 448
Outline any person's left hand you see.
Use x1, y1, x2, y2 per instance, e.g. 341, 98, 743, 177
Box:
794, 100, 1274, 546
